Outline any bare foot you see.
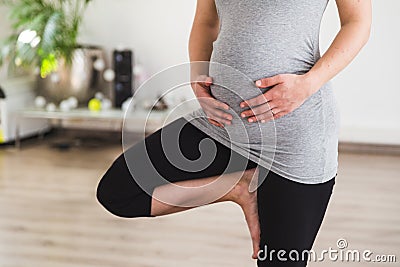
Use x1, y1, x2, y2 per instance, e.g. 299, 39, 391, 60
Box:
151, 167, 261, 259
229, 168, 260, 259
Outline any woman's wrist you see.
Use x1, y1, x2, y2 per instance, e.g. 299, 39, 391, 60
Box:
192, 82, 211, 98
303, 70, 325, 96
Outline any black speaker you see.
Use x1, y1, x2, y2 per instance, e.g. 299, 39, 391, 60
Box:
113, 50, 134, 107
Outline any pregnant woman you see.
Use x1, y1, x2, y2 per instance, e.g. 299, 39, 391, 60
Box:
97, 0, 371, 266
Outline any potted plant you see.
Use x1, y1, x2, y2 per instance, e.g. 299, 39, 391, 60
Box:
0, 0, 107, 104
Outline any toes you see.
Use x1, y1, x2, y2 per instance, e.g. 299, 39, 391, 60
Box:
242, 199, 260, 260
251, 228, 261, 259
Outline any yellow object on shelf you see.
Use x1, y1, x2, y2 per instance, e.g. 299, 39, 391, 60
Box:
0, 129, 5, 143
88, 98, 102, 111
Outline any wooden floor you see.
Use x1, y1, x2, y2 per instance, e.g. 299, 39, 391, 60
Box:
0, 137, 399, 267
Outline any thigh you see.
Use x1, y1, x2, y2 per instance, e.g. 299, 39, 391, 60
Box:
123, 117, 258, 193
98, 117, 258, 218
256, 170, 336, 267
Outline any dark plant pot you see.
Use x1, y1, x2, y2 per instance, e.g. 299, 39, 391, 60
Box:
36, 45, 108, 105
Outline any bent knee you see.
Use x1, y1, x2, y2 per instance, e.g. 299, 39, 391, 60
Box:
96, 155, 153, 218
96, 174, 129, 218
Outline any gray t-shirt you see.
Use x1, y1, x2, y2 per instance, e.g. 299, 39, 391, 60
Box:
184, 0, 339, 184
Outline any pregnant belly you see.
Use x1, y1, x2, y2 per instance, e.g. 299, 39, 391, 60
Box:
208, 66, 337, 150
209, 78, 274, 146
208, 62, 269, 115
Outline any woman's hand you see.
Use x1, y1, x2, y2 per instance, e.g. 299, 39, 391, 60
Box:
240, 74, 316, 122
193, 76, 233, 127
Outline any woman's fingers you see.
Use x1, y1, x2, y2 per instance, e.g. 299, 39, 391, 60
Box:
208, 118, 224, 128
255, 74, 284, 88
240, 102, 275, 118
200, 101, 232, 124
207, 105, 233, 125
201, 98, 232, 125
248, 109, 286, 123
208, 112, 232, 125
240, 92, 270, 108
240, 100, 283, 123
193, 76, 233, 126
211, 108, 233, 121
202, 98, 230, 111
214, 100, 230, 111
270, 111, 286, 120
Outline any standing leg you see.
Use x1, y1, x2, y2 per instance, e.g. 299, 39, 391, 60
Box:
256, 170, 336, 267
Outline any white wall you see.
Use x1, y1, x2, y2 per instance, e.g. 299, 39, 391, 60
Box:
321, 0, 400, 145
0, 6, 11, 81
1, 0, 399, 144
80, 0, 196, 74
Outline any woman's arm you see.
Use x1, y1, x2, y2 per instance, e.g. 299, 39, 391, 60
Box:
240, 0, 372, 122
189, 0, 219, 63
189, 0, 233, 127
189, 0, 219, 81
305, 0, 372, 93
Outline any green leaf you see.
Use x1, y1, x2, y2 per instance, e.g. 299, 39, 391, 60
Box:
40, 53, 58, 77
1, 0, 92, 75
41, 11, 63, 52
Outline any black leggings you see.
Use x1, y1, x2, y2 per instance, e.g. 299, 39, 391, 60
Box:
96, 117, 335, 267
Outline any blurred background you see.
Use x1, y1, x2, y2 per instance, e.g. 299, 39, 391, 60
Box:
0, 0, 399, 266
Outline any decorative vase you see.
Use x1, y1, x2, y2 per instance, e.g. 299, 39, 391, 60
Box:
36, 45, 108, 105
